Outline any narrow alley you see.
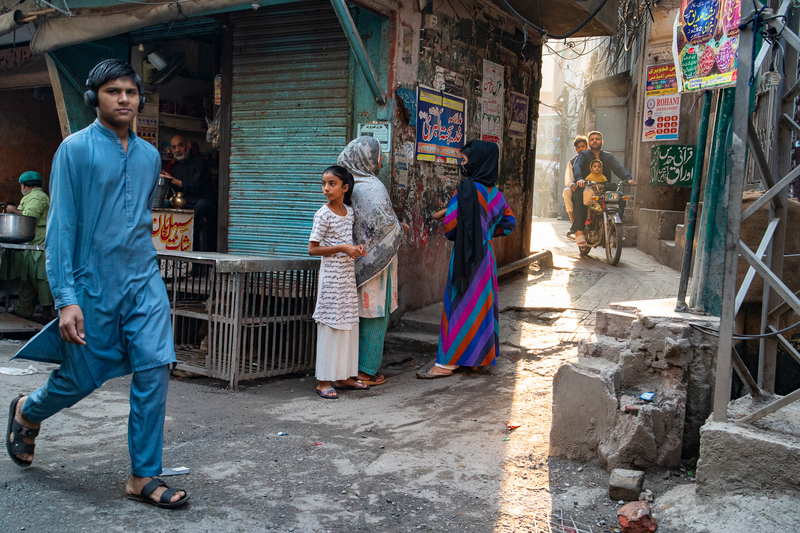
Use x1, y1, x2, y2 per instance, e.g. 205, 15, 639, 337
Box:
0, 217, 698, 533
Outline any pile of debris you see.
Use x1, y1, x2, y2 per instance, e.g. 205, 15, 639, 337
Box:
549, 305, 719, 470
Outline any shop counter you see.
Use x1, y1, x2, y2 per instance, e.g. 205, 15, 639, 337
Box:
157, 250, 319, 389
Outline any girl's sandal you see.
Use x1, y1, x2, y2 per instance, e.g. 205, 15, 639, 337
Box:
332, 380, 370, 390
316, 387, 339, 399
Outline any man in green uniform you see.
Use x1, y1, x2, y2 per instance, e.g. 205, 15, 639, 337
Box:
5, 171, 54, 320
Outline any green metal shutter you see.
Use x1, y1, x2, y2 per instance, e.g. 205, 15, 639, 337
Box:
229, 0, 350, 257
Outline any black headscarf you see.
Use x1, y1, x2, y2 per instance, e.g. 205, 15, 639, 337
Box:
452, 140, 499, 293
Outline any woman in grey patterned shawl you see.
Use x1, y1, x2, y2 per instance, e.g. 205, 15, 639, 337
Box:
338, 136, 407, 386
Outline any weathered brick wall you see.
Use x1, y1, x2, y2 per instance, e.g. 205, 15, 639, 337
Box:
389, 2, 542, 314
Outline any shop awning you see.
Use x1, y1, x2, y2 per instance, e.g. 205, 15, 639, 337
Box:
0, 46, 50, 89
30, 0, 254, 54
28, 0, 394, 54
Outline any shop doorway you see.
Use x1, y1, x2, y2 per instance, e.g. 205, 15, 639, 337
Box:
129, 18, 224, 253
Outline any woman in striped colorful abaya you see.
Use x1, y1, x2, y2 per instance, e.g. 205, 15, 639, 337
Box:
417, 140, 516, 378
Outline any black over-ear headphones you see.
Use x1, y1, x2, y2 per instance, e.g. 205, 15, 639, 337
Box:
84, 83, 146, 113
84, 61, 146, 113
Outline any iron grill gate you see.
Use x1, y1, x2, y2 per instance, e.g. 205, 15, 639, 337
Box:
228, 0, 350, 257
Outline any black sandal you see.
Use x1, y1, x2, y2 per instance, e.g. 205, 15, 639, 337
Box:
127, 478, 191, 508
7, 395, 38, 468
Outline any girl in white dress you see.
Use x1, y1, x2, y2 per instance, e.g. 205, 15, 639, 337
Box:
308, 166, 368, 399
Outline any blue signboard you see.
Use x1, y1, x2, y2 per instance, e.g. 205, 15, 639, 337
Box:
415, 86, 467, 165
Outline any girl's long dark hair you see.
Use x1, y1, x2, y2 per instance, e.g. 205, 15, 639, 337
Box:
323, 165, 355, 206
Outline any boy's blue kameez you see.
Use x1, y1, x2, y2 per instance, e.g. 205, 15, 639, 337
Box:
15, 119, 176, 477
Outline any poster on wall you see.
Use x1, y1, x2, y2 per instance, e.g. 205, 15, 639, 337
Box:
649, 145, 696, 187
415, 86, 467, 164
507, 92, 529, 139
358, 122, 392, 152
673, 0, 740, 92
481, 60, 504, 144
642, 64, 681, 142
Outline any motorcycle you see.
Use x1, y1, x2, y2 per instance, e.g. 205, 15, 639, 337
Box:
567, 182, 633, 266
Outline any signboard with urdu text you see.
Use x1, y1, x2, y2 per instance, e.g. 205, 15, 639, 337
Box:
673, 0, 740, 92
642, 64, 681, 142
415, 86, 467, 164
649, 145, 696, 187
481, 60, 504, 144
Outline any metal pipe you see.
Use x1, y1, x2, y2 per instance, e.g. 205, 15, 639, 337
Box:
0, 11, 23, 39
330, 0, 385, 105
676, 91, 712, 312
496, 250, 553, 277
693, 87, 736, 315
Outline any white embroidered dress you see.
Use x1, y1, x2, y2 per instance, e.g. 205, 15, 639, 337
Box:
310, 204, 359, 330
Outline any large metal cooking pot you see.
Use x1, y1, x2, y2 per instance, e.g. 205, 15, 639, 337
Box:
0, 213, 36, 244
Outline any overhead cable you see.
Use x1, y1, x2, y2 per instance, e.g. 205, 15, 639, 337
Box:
498, 0, 610, 40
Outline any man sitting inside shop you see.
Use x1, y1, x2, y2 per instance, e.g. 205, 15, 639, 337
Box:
160, 135, 217, 251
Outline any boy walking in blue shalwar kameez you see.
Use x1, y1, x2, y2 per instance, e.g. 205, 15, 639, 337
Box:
5, 60, 190, 508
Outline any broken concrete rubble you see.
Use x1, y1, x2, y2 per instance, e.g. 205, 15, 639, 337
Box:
696, 395, 800, 497
617, 501, 658, 532
550, 303, 718, 470
609, 468, 645, 501
549, 358, 619, 462
595, 309, 638, 338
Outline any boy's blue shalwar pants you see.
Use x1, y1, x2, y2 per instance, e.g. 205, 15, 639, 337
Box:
21, 355, 170, 478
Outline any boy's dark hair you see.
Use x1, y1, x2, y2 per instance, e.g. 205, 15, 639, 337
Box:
84, 59, 144, 111
23, 180, 43, 188
323, 165, 355, 206
573, 135, 588, 147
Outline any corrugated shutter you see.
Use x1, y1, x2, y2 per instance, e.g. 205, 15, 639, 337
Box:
228, 0, 350, 257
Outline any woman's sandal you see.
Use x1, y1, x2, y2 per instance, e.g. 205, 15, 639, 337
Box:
127, 478, 191, 508
416, 368, 453, 379
359, 374, 387, 386
315, 387, 339, 399
332, 380, 370, 391
7, 395, 38, 468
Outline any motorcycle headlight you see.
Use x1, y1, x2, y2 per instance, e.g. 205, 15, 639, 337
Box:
605, 191, 620, 202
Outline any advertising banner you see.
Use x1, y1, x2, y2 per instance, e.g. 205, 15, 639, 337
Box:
642, 64, 681, 142
415, 86, 467, 164
481, 60, 504, 144
673, 0, 740, 92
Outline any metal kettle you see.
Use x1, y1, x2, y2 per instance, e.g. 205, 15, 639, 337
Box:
169, 191, 187, 209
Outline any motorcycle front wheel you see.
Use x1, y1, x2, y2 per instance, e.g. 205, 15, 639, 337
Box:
605, 220, 622, 265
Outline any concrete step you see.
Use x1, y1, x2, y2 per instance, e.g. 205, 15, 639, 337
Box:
622, 224, 638, 247
384, 330, 438, 354
398, 303, 442, 335
656, 239, 681, 270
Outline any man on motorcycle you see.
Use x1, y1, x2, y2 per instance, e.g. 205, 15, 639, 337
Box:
569, 131, 635, 247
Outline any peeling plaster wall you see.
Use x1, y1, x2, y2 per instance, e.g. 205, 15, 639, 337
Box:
388, 1, 541, 314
